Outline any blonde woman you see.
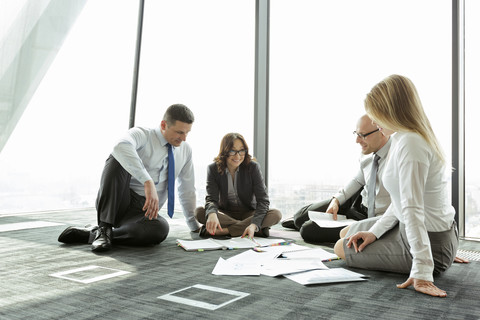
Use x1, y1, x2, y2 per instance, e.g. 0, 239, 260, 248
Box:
334, 75, 458, 297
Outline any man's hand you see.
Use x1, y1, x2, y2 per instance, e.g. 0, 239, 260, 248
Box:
206, 213, 222, 235
397, 278, 447, 297
346, 231, 376, 253
143, 180, 159, 220
241, 224, 257, 239
326, 197, 340, 220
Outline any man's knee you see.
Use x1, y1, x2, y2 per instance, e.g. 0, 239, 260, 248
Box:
299, 221, 321, 243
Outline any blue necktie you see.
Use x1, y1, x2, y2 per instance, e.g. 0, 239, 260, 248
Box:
367, 154, 380, 218
167, 143, 175, 218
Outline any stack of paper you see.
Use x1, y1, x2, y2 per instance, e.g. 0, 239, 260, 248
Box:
176, 237, 288, 251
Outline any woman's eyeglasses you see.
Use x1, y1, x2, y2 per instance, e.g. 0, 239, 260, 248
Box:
227, 149, 246, 156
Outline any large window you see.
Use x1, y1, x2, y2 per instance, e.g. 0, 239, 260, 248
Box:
0, 1, 137, 213
269, 0, 452, 217
136, 0, 255, 207
465, 0, 480, 238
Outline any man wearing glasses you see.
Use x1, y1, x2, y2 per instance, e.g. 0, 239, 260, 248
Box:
281, 114, 391, 243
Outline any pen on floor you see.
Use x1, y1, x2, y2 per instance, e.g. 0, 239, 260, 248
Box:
269, 240, 294, 246
323, 256, 341, 262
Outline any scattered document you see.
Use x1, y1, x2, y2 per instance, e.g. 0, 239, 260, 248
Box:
279, 247, 339, 262
308, 211, 357, 228
261, 259, 328, 277
227, 248, 281, 265
285, 268, 368, 285
212, 257, 261, 276
176, 237, 286, 251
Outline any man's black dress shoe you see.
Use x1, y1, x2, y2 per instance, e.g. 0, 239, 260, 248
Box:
58, 226, 94, 244
281, 218, 296, 230
91, 226, 112, 252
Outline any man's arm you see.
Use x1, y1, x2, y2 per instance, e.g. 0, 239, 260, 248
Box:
177, 146, 199, 231
112, 127, 152, 185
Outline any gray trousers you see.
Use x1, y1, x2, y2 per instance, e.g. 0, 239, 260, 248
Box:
344, 218, 459, 276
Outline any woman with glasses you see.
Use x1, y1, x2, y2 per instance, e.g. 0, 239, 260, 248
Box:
334, 74, 459, 297
195, 132, 282, 238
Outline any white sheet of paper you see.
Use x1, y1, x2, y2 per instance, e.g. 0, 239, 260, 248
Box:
280, 247, 339, 261
227, 248, 279, 264
251, 243, 311, 255
308, 211, 357, 228
261, 259, 328, 277
211, 257, 261, 276
285, 268, 367, 285
177, 237, 287, 251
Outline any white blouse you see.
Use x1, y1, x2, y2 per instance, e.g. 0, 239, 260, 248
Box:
369, 131, 455, 282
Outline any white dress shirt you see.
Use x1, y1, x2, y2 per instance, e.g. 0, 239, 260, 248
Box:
334, 138, 392, 216
369, 131, 455, 282
111, 126, 199, 231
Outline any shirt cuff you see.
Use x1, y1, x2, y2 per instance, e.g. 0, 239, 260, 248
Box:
185, 215, 200, 231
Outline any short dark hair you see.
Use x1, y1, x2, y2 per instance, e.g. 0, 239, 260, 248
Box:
163, 104, 195, 126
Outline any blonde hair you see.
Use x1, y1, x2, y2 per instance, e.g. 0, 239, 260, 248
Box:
364, 74, 445, 164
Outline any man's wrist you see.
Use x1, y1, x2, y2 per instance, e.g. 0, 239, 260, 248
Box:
331, 197, 340, 206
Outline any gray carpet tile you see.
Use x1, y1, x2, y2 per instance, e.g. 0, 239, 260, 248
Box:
0, 209, 479, 320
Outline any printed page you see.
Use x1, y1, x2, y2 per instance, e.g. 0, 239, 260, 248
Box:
308, 211, 357, 228
280, 247, 339, 262
212, 257, 261, 276
285, 268, 368, 285
176, 238, 224, 251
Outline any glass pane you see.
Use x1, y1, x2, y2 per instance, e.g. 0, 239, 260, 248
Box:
270, 0, 451, 217
465, 0, 480, 239
136, 0, 255, 207
0, 0, 137, 213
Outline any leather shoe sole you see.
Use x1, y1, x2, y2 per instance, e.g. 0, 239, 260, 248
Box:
281, 218, 296, 230
58, 226, 91, 244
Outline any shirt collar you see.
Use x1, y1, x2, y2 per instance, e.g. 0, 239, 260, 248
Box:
155, 127, 171, 148
375, 137, 392, 160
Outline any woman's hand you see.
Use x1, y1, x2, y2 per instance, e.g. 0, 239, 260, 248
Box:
241, 224, 257, 239
206, 213, 222, 235
397, 278, 447, 297
346, 231, 377, 252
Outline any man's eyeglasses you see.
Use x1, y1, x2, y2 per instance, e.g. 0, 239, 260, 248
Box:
228, 149, 246, 156
353, 128, 379, 140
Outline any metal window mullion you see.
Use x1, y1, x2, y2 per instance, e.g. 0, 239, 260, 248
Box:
452, 0, 465, 237
254, 0, 270, 186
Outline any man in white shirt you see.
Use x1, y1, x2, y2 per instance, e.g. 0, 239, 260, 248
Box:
281, 114, 391, 243
58, 104, 200, 252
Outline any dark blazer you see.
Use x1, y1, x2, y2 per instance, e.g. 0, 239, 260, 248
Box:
204, 161, 270, 228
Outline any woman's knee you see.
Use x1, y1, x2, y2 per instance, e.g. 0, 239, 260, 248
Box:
268, 209, 282, 223
194, 207, 206, 224
339, 226, 350, 238
334, 238, 346, 259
